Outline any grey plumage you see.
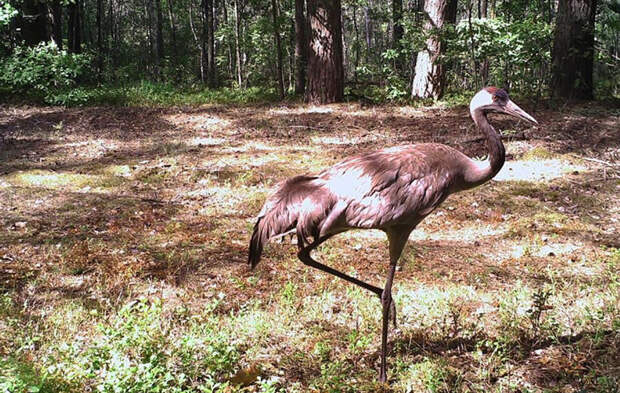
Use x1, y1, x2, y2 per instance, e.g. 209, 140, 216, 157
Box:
247, 87, 538, 383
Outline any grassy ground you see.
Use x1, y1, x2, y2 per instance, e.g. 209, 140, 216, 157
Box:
0, 99, 618, 393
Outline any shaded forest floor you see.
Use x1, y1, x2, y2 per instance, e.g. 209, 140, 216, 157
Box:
0, 100, 619, 392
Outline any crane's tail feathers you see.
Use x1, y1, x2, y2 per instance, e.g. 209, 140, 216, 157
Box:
248, 219, 264, 269
248, 175, 324, 269
248, 212, 297, 269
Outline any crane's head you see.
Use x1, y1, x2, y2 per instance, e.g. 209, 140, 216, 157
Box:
470, 87, 538, 124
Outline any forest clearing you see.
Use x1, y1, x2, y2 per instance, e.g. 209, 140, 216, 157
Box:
1, 0, 620, 391
1, 100, 618, 392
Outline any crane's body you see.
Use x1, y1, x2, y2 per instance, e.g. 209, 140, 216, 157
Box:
248, 87, 537, 383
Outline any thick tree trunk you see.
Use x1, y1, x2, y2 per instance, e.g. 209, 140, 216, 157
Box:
68, 1, 82, 53
19, 0, 49, 46
411, 0, 456, 99
146, 0, 164, 78
271, 0, 285, 98
305, 0, 344, 104
50, 1, 62, 49
392, 0, 404, 47
294, 0, 307, 95
551, 0, 596, 99
392, 0, 404, 70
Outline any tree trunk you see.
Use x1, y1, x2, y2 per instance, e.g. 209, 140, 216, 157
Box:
411, 0, 456, 99
146, 0, 153, 75
155, 0, 165, 64
364, 1, 372, 61
294, 0, 307, 95
305, 0, 344, 103
480, 0, 489, 85
96, 0, 104, 77
352, 4, 360, 81
48, 1, 62, 49
271, 0, 285, 98
551, 0, 596, 99
204, 0, 217, 87
223, 1, 234, 79
189, 0, 205, 82
233, 0, 243, 87
168, 0, 178, 60
20, 0, 49, 46
147, 0, 164, 78
392, 0, 404, 70
68, 1, 82, 53
108, 0, 115, 72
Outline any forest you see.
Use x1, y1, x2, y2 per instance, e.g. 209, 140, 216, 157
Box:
0, 0, 618, 103
1, 0, 619, 392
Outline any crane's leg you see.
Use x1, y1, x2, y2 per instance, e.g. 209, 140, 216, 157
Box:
379, 227, 411, 383
297, 235, 383, 297
297, 235, 397, 325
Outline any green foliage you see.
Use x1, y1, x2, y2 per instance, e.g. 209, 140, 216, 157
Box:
0, 358, 72, 393
595, 1, 620, 97
445, 17, 552, 95
399, 358, 463, 393
3, 298, 242, 393
23, 82, 279, 107
0, 43, 91, 105
311, 361, 355, 393
0, 3, 17, 27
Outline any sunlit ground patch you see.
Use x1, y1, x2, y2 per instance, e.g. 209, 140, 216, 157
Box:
310, 135, 362, 145
188, 136, 228, 146
190, 115, 232, 131
102, 164, 132, 177
507, 242, 582, 259
6, 170, 99, 189
305, 105, 334, 114
310, 133, 383, 146
2, 169, 123, 192
417, 223, 507, 242
494, 159, 586, 182
397, 106, 427, 117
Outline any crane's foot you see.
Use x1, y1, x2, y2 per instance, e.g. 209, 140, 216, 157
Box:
379, 368, 387, 384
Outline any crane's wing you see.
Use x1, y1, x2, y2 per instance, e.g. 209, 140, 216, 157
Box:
320, 145, 452, 230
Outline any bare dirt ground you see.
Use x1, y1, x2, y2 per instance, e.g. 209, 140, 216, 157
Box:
0, 100, 618, 392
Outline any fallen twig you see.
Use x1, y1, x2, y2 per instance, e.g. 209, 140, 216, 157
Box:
578, 155, 619, 168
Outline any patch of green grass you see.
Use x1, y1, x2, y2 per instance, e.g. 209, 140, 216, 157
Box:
29, 298, 243, 393
49, 82, 280, 107
310, 360, 356, 393
279, 281, 299, 308
2, 169, 126, 191
507, 180, 540, 197
506, 211, 571, 238
397, 358, 464, 393
0, 357, 75, 393
135, 168, 170, 185
521, 146, 556, 160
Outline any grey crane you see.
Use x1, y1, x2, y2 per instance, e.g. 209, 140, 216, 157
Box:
248, 87, 537, 383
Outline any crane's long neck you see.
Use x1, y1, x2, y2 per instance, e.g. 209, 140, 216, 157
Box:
462, 109, 505, 188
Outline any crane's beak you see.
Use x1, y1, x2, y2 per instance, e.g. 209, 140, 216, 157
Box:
504, 100, 538, 124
